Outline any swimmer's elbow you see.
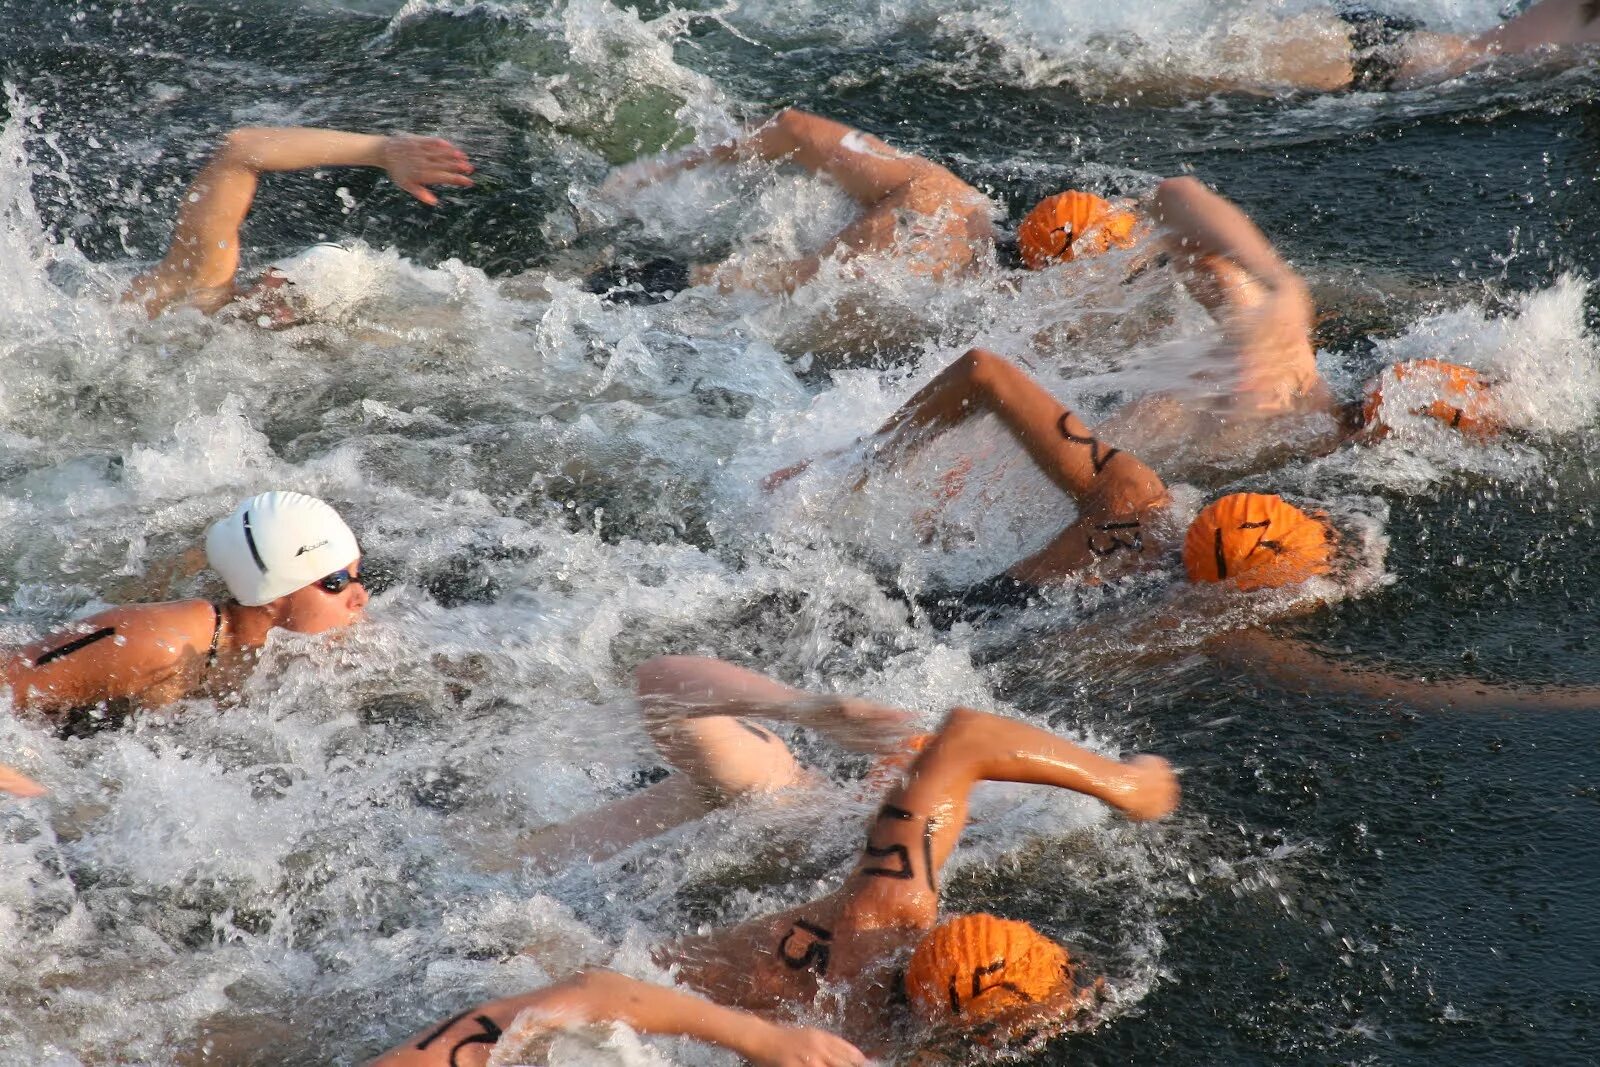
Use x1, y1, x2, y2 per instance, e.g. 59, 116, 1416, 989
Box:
931, 705, 992, 749
1155, 175, 1205, 198
213, 128, 274, 169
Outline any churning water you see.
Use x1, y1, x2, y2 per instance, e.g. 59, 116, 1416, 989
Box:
2, 0, 1599, 1063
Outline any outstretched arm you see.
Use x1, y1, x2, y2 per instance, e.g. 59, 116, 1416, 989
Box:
1214, 630, 1600, 712
369, 969, 865, 1067
838, 707, 1178, 929
635, 655, 915, 754
611, 108, 929, 210
124, 127, 474, 316
610, 109, 987, 294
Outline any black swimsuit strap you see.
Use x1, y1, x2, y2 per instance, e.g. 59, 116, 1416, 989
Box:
206, 602, 224, 673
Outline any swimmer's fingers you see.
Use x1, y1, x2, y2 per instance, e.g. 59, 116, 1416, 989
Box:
0, 766, 46, 799
381, 134, 477, 207
752, 1025, 867, 1067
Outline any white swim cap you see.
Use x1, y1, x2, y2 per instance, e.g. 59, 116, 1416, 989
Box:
205, 492, 360, 606
265, 243, 361, 316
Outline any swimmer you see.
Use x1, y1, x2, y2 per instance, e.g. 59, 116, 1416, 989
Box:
0, 765, 45, 798
123, 126, 474, 320
371, 669, 1178, 1066
773, 176, 1509, 497
798, 344, 1338, 619
1172, 0, 1600, 95
599, 108, 995, 295
2, 491, 368, 729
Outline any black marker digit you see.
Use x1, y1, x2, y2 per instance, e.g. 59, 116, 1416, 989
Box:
777, 919, 834, 975
861, 803, 917, 879
1087, 520, 1143, 558
1238, 518, 1283, 557
735, 718, 778, 743
414, 1011, 503, 1066
1056, 414, 1119, 475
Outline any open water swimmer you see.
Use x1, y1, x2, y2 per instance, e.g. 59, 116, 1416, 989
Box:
1087, 0, 1600, 95
599, 108, 997, 296
7, 2, 1600, 1064
123, 126, 474, 321
3, 491, 367, 730
372, 697, 1177, 1067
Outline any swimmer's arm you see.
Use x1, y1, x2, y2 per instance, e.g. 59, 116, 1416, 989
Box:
125, 127, 473, 316
369, 970, 865, 1067
1213, 630, 1600, 712
868, 348, 1170, 506
1152, 177, 1305, 297
839, 707, 1177, 927
1151, 176, 1311, 321
2, 604, 198, 716
620, 109, 927, 206
0, 766, 45, 798
635, 657, 915, 752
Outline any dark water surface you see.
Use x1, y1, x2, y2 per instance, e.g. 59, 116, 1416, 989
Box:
2, 1, 1599, 1064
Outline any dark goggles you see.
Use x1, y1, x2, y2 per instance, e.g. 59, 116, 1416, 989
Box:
316, 567, 363, 595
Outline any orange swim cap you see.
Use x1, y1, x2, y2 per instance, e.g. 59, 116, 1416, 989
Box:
904, 914, 1072, 1025
1183, 493, 1333, 591
1017, 191, 1139, 270
1361, 358, 1500, 438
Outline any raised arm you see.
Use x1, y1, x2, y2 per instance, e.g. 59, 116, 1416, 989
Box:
1214, 630, 1600, 712
1152, 177, 1305, 304
1151, 177, 1324, 414
614, 109, 930, 208
369, 969, 865, 1067
837, 707, 1177, 929
848, 348, 1170, 582
124, 127, 473, 316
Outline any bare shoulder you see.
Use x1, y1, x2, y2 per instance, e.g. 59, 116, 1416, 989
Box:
37, 600, 215, 668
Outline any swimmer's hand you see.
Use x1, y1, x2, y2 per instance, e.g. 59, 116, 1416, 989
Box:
1109, 754, 1179, 821
600, 156, 682, 201
761, 458, 814, 492
750, 1024, 867, 1067
806, 697, 918, 754
0, 765, 45, 799
761, 440, 865, 493
379, 134, 476, 207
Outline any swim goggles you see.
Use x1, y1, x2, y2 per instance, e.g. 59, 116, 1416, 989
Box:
316, 567, 363, 595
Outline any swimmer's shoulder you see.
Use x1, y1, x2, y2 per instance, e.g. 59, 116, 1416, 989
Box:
7, 599, 219, 709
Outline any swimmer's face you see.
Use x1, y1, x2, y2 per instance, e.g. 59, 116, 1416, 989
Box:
275, 557, 368, 634
237, 270, 310, 329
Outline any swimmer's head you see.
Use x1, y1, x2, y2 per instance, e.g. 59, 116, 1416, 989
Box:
1183, 492, 1333, 591
248, 243, 359, 326
904, 914, 1073, 1027
1017, 191, 1138, 270
1361, 358, 1501, 439
206, 491, 367, 631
